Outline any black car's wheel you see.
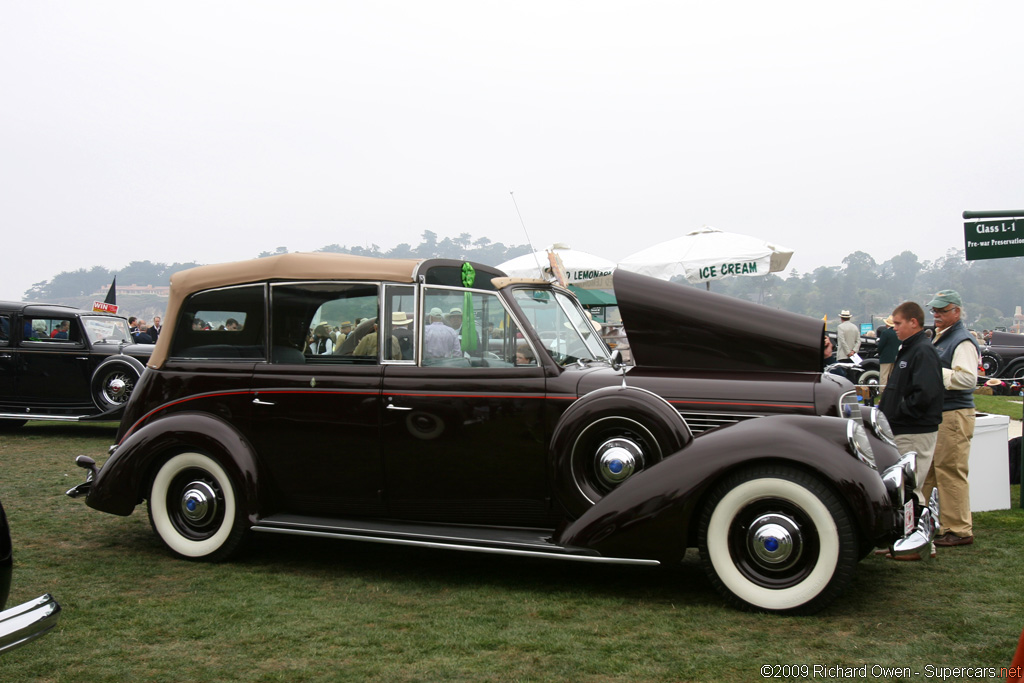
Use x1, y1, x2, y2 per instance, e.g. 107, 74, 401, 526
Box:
856, 368, 881, 400
91, 358, 142, 410
1006, 361, 1024, 380
856, 368, 880, 388
981, 352, 1002, 378
148, 452, 247, 561
0, 419, 26, 432
697, 465, 858, 615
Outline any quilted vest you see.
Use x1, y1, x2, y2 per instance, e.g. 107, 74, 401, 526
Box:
933, 320, 978, 411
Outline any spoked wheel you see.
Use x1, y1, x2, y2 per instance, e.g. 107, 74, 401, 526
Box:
698, 466, 858, 615
980, 352, 1002, 378
91, 359, 142, 410
148, 452, 247, 561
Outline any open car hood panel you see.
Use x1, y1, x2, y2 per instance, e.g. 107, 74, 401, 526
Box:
613, 269, 824, 373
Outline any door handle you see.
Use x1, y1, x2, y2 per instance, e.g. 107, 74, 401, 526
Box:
252, 398, 275, 406
386, 404, 413, 411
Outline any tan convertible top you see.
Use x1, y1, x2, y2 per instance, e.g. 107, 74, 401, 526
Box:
149, 252, 421, 368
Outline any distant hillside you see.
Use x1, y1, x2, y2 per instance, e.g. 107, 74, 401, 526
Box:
21, 240, 1024, 334
22, 232, 532, 313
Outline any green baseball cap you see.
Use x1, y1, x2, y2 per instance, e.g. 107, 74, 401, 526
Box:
926, 290, 962, 309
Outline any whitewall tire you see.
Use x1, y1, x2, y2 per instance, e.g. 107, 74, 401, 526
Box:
698, 466, 857, 615
148, 452, 247, 561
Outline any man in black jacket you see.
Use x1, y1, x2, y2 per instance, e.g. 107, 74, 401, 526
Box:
878, 301, 943, 510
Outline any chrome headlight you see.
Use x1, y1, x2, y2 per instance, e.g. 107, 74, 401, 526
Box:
846, 420, 877, 470
864, 407, 897, 447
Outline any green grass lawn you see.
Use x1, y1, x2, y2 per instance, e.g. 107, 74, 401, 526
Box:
974, 394, 1024, 420
2, 422, 1022, 682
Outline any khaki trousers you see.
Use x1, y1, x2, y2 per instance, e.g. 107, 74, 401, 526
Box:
879, 363, 894, 394
895, 431, 937, 506
923, 408, 975, 536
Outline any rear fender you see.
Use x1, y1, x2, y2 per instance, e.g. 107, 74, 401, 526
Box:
85, 412, 264, 523
558, 414, 894, 562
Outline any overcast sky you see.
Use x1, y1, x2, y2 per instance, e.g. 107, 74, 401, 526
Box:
3, 2, 1022, 301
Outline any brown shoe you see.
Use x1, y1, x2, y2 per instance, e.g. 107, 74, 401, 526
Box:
934, 533, 974, 547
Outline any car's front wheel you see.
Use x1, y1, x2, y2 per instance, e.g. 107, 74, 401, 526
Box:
148, 452, 247, 561
91, 358, 143, 411
697, 466, 858, 615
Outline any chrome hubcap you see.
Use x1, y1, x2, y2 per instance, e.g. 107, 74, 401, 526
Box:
180, 481, 218, 525
747, 513, 802, 568
595, 438, 644, 487
107, 377, 127, 399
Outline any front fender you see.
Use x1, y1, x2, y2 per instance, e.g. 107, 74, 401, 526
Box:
85, 411, 264, 523
558, 414, 895, 562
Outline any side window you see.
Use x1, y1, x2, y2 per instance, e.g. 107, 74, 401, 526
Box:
421, 287, 522, 368
22, 317, 78, 344
0, 315, 9, 345
384, 285, 415, 363
169, 285, 266, 360
270, 282, 379, 364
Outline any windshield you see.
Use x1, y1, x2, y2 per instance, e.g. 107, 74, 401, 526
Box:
83, 316, 132, 344
512, 288, 611, 366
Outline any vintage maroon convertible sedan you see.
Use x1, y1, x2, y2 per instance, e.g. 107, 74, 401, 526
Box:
68, 253, 930, 614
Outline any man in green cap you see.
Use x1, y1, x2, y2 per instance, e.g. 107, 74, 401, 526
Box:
925, 289, 979, 548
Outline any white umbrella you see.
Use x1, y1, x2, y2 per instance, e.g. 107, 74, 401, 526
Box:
618, 227, 794, 285
496, 243, 615, 286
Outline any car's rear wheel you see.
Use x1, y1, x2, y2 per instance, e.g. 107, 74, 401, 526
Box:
91, 359, 142, 410
697, 465, 858, 615
148, 452, 247, 561
981, 352, 1002, 378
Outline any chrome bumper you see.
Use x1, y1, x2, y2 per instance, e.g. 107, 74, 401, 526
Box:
65, 455, 98, 499
880, 452, 938, 559
0, 593, 61, 654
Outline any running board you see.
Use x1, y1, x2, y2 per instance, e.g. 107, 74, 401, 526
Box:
0, 412, 87, 422
251, 514, 660, 566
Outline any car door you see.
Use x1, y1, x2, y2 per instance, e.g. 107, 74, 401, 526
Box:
14, 314, 91, 408
0, 314, 15, 404
380, 285, 554, 527
247, 282, 387, 517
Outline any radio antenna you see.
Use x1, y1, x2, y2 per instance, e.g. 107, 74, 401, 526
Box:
510, 191, 544, 276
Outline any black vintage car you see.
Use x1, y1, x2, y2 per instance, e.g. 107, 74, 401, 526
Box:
67, 253, 930, 614
979, 330, 1024, 379
0, 302, 152, 428
1, 499, 61, 653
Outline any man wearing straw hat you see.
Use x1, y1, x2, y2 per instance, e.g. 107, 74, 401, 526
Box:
836, 309, 861, 360
876, 315, 899, 392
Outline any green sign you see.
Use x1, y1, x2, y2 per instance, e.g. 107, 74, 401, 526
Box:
964, 219, 1024, 261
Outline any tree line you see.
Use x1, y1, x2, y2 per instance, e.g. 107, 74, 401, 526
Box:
23, 237, 1024, 333
710, 248, 1022, 332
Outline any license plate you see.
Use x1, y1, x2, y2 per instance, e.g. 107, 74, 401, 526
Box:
903, 500, 915, 535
